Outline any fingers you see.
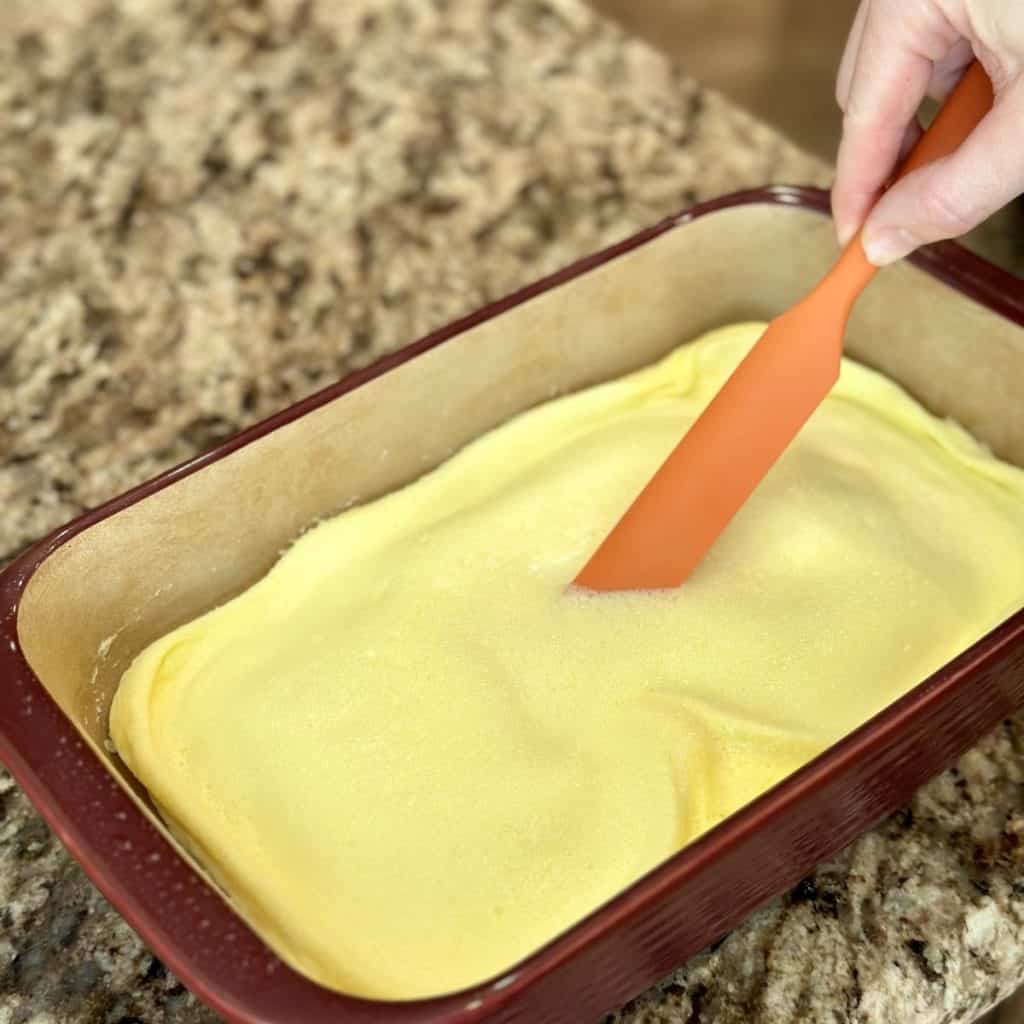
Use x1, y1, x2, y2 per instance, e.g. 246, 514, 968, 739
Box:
831, 0, 961, 246
928, 39, 976, 102
835, 0, 870, 112
896, 115, 924, 165
862, 77, 1024, 264
835, 4, 967, 111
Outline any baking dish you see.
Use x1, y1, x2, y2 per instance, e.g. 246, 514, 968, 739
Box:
2, 186, 1024, 1024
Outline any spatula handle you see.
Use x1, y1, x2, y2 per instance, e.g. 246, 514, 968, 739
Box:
829, 60, 994, 297
892, 60, 994, 180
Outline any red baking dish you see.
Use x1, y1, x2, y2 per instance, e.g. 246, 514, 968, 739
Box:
2, 187, 1024, 1024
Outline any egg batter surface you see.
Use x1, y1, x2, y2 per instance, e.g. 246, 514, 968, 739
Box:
111, 323, 1024, 1000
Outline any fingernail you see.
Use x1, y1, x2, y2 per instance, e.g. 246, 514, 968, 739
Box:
835, 219, 855, 248
863, 228, 918, 266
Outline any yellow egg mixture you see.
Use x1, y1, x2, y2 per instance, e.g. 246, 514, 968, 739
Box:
111, 323, 1024, 1000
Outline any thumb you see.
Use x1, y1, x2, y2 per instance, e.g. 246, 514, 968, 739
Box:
861, 77, 1024, 266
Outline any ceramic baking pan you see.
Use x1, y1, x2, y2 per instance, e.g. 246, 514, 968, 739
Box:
2, 188, 1024, 1023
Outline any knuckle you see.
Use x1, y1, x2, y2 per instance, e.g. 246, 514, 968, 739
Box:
841, 103, 871, 129
917, 181, 975, 236
835, 80, 847, 111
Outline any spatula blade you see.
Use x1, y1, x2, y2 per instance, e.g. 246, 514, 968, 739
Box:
573, 300, 845, 592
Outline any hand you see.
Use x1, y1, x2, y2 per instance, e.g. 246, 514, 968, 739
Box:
831, 0, 1024, 265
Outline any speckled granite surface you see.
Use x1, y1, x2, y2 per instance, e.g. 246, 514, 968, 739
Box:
1, 2, 1023, 1022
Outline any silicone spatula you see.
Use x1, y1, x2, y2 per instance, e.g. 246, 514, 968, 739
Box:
574, 60, 994, 593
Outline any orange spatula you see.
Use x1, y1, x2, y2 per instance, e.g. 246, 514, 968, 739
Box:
574, 60, 994, 594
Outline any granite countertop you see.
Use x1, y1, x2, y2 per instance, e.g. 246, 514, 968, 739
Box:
2, 2, 1024, 1022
